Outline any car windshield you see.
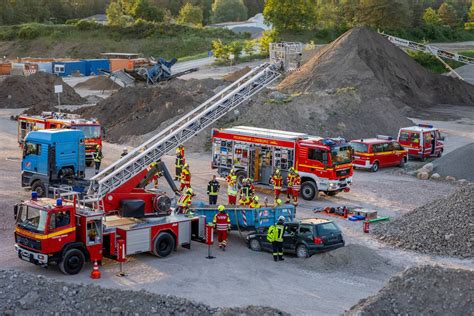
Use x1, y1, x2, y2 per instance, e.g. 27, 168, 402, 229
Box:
17, 204, 48, 233
331, 145, 352, 165
349, 142, 368, 153
74, 125, 101, 139
317, 222, 340, 235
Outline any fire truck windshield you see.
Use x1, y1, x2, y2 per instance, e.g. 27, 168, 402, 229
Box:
74, 125, 101, 139
17, 204, 48, 233
331, 146, 352, 165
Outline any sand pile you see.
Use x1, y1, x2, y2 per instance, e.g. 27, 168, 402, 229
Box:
77, 78, 223, 143
432, 143, 474, 182
373, 184, 474, 258
346, 265, 473, 315
0, 270, 286, 315
75, 76, 121, 90
223, 66, 251, 82
0, 72, 86, 108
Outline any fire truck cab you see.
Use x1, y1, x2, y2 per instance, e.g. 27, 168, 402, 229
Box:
14, 193, 205, 275
211, 126, 353, 200
17, 112, 102, 166
350, 136, 408, 172
397, 124, 444, 160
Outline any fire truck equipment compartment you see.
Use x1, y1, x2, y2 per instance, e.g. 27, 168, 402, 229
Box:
119, 200, 145, 218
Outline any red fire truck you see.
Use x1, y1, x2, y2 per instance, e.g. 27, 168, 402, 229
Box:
211, 126, 353, 200
397, 124, 444, 160
17, 112, 102, 166
350, 136, 408, 172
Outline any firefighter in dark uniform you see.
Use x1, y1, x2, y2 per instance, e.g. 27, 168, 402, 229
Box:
267, 216, 286, 261
207, 175, 220, 205
93, 145, 103, 174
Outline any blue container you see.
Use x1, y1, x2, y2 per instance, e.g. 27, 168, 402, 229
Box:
53, 61, 87, 77
192, 205, 296, 231
82, 59, 110, 76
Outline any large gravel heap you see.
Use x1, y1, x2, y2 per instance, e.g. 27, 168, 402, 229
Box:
373, 184, 474, 258
0, 72, 86, 108
432, 143, 474, 182
346, 265, 474, 315
0, 270, 286, 315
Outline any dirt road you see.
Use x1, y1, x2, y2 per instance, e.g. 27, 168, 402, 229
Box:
0, 108, 473, 315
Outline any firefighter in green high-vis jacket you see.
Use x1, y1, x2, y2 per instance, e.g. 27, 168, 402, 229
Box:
267, 216, 286, 262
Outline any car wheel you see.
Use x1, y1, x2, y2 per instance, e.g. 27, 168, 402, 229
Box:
31, 181, 46, 198
152, 232, 175, 258
249, 239, 262, 251
301, 181, 318, 200
371, 162, 379, 172
59, 249, 85, 275
296, 244, 309, 258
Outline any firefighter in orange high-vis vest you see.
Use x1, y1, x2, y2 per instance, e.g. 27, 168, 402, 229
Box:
180, 163, 191, 191
271, 169, 283, 202
286, 167, 295, 203
292, 170, 301, 206
176, 187, 194, 214
212, 205, 231, 251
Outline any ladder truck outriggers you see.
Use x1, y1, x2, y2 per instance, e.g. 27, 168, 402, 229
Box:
13, 43, 303, 275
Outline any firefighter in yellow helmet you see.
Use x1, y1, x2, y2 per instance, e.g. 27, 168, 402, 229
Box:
93, 145, 103, 175
177, 187, 194, 215
212, 204, 231, 251
249, 195, 261, 208
180, 163, 191, 191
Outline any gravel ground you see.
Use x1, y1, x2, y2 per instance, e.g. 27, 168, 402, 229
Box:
346, 265, 474, 316
432, 143, 474, 182
0, 270, 287, 315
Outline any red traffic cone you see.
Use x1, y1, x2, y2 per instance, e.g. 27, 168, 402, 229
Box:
91, 261, 101, 279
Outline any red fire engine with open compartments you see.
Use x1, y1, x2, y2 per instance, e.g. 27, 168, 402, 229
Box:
17, 112, 102, 166
211, 126, 353, 200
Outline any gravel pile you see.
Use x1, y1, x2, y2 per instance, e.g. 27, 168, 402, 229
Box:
0, 72, 86, 108
373, 184, 474, 258
346, 265, 474, 315
432, 143, 474, 182
75, 76, 121, 90
0, 270, 287, 315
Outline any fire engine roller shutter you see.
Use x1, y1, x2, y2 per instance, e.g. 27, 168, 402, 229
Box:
126, 228, 151, 255
178, 221, 191, 245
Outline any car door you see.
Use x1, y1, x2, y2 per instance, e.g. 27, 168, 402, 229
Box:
392, 141, 405, 165
283, 224, 299, 252
259, 228, 273, 251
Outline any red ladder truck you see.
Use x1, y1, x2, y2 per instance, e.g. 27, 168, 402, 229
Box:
211, 126, 353, 200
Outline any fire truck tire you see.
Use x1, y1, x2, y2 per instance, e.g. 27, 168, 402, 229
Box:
301, 181, 318, 200
86, 160, 93, 167
31, 181, 46, 198
59, 249, 85, 275
371, 162, 379, 172
152, 232, 175, 258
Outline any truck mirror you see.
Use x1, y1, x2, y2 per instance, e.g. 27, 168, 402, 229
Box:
13, 204, 18, 220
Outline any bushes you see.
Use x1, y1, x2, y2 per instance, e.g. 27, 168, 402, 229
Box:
75, 20, 102, 31
18, 24, 42, 40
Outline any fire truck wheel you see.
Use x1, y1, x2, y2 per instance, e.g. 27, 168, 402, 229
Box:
86, 160, 93, 167
371, 162, 379, 172
59, 249, 85, 275
31, 181, 46, 198
152, 232, 175, 258
301, 181, 318, 200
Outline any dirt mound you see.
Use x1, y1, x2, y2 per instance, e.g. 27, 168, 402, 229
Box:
432, 143, 474, 182
0, 72, 86, 108
75, 76, 121, 90
0, 270, 286, 315
346, 265, 474, 315
223, 66, 252, 82
373, 184, 474, 258
295, 244, 392, 273
77, 78, 224, 143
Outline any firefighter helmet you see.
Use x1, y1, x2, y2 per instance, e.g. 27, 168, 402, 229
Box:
123, 147, 128, 152
276, 198, 282, 205
150, 161, 157, 167
253, 195, 259, 202
183, 163, 189, 169
275, 169, 280, 175
186, 187, 193, 195
278, 216, 285, 223
96, 145, 100, 150
218, 205, 225, 212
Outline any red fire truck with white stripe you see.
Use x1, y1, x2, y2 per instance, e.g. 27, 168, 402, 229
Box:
397, 124, 444, 160
211, 126, 353, 200
17, 112, 102, 166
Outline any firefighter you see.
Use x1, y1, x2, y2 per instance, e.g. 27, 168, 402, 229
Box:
267, 216, 286, 261
176, 187, 194, 215
271, 169, 283, 202
93, 145, 103, 174
149, 161, 161, 189
227, 181, 238, 205
249, 195, 261, 208
176, 144, 185, 158
286, 167, 295, 203
274, 198, 283, 207
121, 148, 128, 158
207, 175, 220, 205
292, 170, 301, 206
239, 178, 252, 206
212, 205, 231, 251
175, 151, 185, 181
226, 168, 237, 186
180, 163, 191, 191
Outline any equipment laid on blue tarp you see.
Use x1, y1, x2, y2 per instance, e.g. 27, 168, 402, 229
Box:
192, 204, 295, 231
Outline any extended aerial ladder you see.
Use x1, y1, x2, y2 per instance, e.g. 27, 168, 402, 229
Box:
85, 42, 303, 205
